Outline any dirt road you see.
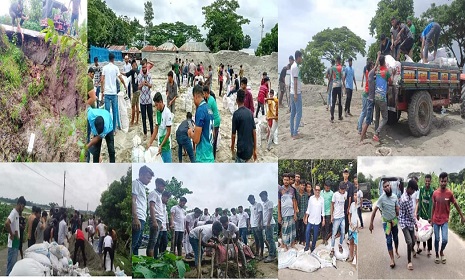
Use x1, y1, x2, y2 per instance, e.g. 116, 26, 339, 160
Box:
278, 84, 465, 159
359, 209, 465, 279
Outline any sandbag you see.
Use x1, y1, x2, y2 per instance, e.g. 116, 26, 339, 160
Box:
259, 121, 269, 141
216, 129, 221, 151
61, 257, 69, 268
273, 125, 278, 144
278, 248, 297, 269
405, 54, 414, 63
117, 91, 129, 133
105, 251, 113, 272
49, 252, 61, 272
185, 97, 193, 113
132, 145, 145, 163
417, 218, 433, 242
223, 94, 229, 109
334, 240, 350, 261
24, 252, 52, 268
256, 122, 262, 147
50, 243, 68, 259
144, 146, 163, 163
227, 98, 236, 114
215, 244, 238, 264
312, 244, 335, 268
289, 252, 320, 273
25, 243, 50, 258
9, 258, 51, 276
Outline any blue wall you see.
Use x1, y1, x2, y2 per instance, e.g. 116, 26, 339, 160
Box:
89, 46, 123, 63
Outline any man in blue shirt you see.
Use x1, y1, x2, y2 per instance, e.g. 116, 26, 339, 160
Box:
188, 85, 214, 162
86, 107, 115, 163
343, 58, 357, 117
420, 22, 441, 63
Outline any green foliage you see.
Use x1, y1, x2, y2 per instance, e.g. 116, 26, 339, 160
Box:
255, 23, 278, 56
202, 0, 250, 52
422, 0, 465, 68
27, 79, 45, 97
148, 22, 203, 47
25, 0, 43, 24
0, 203, 11, 247
243, 34, 251, 49
132, 253, 189, 279
144, 1, 154, 28
300, 45, 325, 85
369, 0, 414, 38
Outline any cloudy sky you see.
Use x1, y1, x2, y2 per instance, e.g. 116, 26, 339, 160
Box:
132, 163, 278, 212
358, 157, 465, 180
0, 163, 130, 211
105, 0, 277, 50
279, 0, 452, 80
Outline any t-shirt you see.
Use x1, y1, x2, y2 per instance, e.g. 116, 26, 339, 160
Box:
306, 195, 325, 225
195, 75, 204, 85
87, 76, 95, 108
262, 200, 276, 226
344, 66, 355, 89
171, 205, 186, 232
290, 62, 302, 95
380, 39, 392, 56
229, 214, 239, 225
156, 106, 172, 152
97, 223, 106, 237
92, 65, 102, 86
87, 107, 113, 138
267, 97, 278, 120
349, 202, 358, 229
432, 189, 456, 225
132, 179, 147, 221
223, 222, 239, 239
7, 208, 20, 248
375, 66, 390, 102
249, 202, 263, 228
321, 190, 333, 216
104, 235, 113, 248
190, 224, 220, 243
232, 107, 256, 161
421, 22, 435, 38
391, 26, 399, 44
137, 73, 152, 105
363, 70, 369, 95
102, 63, 120, 95
279, 185, 296, 217
212, 214, 221, 223
123, 63, 132, 74
332, 191, 347, 219
58, 220, 67, 245
174, 63, 180, 74
244, 89, 254, 114
411, 190, 419, 216
199, 214, 211, 222
76, 229, 85, 241
357, 189, 363, 208
331, 64, 344, 88
237, 212, 249, 228
125, 69, 139, 95
71, 0, 80, 15
189, 63, 196, 74
418, 186, 434, 220
86, 225, 95, 235
194, 100, 214, 163
377, 193, 398, 221
258, 84, 268, 103
409, 24, 416, 38
166, 81, 178, 102
31, 217, 39, 243
368, 69, 376, 101
207, 96, 221, 128
160, 204, 168, 226
279, 66, 287, 83
185, 213, 198, 231
176, 119, 193, 141
399, 23, 413, 41
35, 219, 45, 243
148, 190, 164, 222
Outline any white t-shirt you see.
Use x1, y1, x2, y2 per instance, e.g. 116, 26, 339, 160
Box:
156, 106, 173, 148
88, 218, 95, 228
332, 191, 348, 219
349, 202, 359, 229
132, 180, 147, 221
306, 195, 325, 225
104, 235, 113, 248
412, 190, 419, 215
250, 202, 263, 228
7, 208, 19, 248
185, 213, 198, 231
148, 190, 164, 222
229, 214, 239, 226
223, 222, 239, 239
86, 225, 95, 235
123, 63, 132, 74
237, 212, 249, 228
199, 214, 211, 222
97, 223, 106, 237
211, 214, 221, 223
58, 220, 67, 245
190, 224, 220, 243
102, 62, 120, 95
357, 189, 363, 208
290, 61, 301, 95
171, 205, 186, 232
161, 206, 168, 232
262, 200, 276, 226
195, 75, 204, 84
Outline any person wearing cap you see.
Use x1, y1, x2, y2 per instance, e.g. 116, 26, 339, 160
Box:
343, 58, 357, 117
132, 165, 154, 255
5, 196, 26, 276
86, 107, 115, 162
342, 168, 355, 237
330, 180, 348, 257
146, 178, 166, 257
420, 22, 441, 63
231, 89, 257, 163
290, 50, 303, 138
379, 34, 391, 56
406, 17, 416, 58
247, 194, 264, 260
123, 55, 132, 73
279, 173, 298, 251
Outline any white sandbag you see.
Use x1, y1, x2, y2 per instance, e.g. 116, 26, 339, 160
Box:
185, 97, 193, 113
311, 244, 334, 268
61, 257, 69, 268
24, 252, 52, 268
115, 266, 127, 277
10, 258, 51, 276
144, 146, 163, 163
183, 76, 188, 87
256, 122, 262, 147
216, 129, 221, 151
405, 54, 413, 63
334, 240, 350, 261
223, 94, 229, 109
277, 248, 297, 269
417, 218, 433, 242
289, 252, 321, 273
227, 98, 236, 114
132, 145, 145, 163
259, 121, 269, 141
49, 252, 61, 271
117, 91, 129, 133
273, 126, 278, 144
105, 251, 113, 272
132, 135, 142, 147
25, 243, 50, 257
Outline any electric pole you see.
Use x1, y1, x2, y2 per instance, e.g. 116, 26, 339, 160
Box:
260, 18, 264, 40
63, 171, 66, 207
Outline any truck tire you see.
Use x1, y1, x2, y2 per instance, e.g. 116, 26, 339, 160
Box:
388, 111, 401, 125
408, 91, 433, 136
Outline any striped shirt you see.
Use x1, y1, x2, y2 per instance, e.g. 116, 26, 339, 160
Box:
399, 192, 416, 229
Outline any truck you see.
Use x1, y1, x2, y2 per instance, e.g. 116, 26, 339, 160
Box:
386, 61, 465, 136
359, 182, 372, 211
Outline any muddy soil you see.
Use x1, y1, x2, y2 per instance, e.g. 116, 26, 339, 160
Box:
278, 83, 465, 159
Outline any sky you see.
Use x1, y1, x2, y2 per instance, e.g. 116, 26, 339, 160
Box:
132, 163, 278, 212
2, 0, 87, 25
358, 156, 465, 180
104, 0, 278, 50
0, 163, 130, 211
278, 0, 452, 81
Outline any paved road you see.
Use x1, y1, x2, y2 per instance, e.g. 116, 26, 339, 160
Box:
359, 209, 465, 279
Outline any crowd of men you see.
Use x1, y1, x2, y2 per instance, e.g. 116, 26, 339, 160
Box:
369, 172, 465, 270
85, 54, 277, 163
3, 198, 117, 275
132, 166, 277, 274
278, 169, 364, 264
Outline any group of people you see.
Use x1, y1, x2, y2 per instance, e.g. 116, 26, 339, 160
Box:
278, 169, 364, 264
85, 53, 277, 163
3, 197, 117, 275
132, 166, 277, 273
369, 172, 465, 270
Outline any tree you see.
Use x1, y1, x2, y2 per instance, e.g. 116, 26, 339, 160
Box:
422, 0, 465, 69
148, 22, 203, 47
300, 45, 325, 85
144, 0, 154, 28
308, 27, 366, 63
202, 0, 250, 52
255, 23, 278, 56
243, 34, 251, 49
164, 177, 193, 213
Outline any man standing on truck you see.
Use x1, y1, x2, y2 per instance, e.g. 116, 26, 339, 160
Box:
420, 22, 441, 63
394, 20, 414, 61
406, 17, 416, 58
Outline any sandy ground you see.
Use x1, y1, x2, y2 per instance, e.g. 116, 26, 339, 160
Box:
278, 83, 465, 159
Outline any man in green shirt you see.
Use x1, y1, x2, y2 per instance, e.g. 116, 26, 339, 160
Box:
203, 86, 221, 159
407, 16, 416, 58
321, 180, 334, 245
174, 58, 180, 89
415, 174, 434, 256
147, 92, 173, 163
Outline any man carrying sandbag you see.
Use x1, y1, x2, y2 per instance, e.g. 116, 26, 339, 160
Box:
415, 174, 434, 256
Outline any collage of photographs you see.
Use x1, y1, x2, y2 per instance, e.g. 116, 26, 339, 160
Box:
0, 0, 464, 279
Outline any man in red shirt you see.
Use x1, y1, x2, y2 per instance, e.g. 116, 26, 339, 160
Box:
73, 228, 87, 267
240, 78, 255, 115
431, 172, 465, 264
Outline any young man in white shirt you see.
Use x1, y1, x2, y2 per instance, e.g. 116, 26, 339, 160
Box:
348, 192, 359, 264
248, 194, 264, 260
355, 176, 364, 229
184, 208, 202, 259
304, 185, 325, 252
154, 191, 171, 258
260, 191, 276, 263
96, 219, 107, 254
147, 92, 173, 163
331, 182, 348, 257
189, 222, 223, 273
229, 208, 239, 226
103, 231, 114, 271
200, 208, 211, 222
132, 165, 154, 255
4, 196, 26, 276
220, 215, 239, 242
147, 178, 166, 257
170, 197, 187, 256
237, 206, 249, 245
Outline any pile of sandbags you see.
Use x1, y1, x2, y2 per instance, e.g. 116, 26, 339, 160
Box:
385, 55, 402, 85
131, 135, 163, 163
20, 241, 74, 276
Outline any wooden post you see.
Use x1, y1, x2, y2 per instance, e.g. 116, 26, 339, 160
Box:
197, 229, 203, 279
235, 240, 241, 278
210, 242, 215, 278
225, 237, 231, 279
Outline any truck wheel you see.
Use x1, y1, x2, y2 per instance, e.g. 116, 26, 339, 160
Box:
388, 111, 401, 125
408, 91, 433, 136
